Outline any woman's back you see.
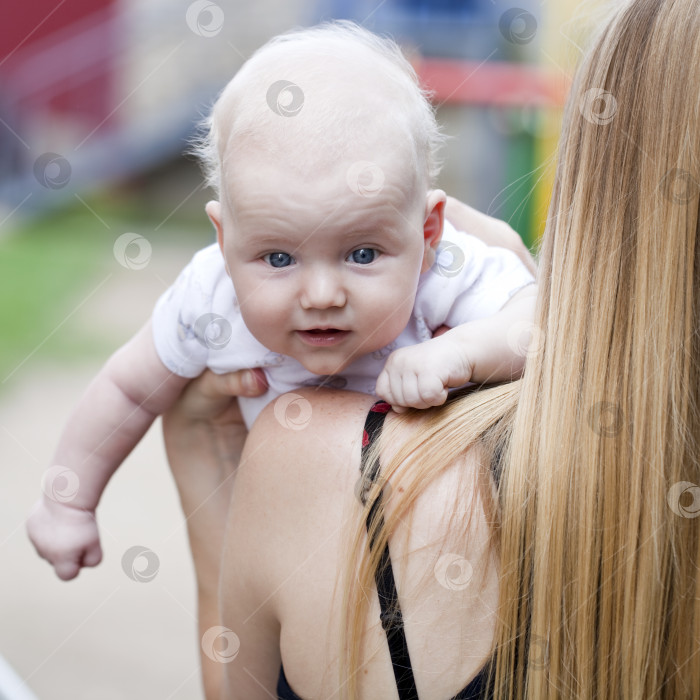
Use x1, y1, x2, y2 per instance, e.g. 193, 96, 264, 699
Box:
219, 389, 499, 699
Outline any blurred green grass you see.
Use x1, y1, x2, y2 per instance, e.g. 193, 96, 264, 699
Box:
0, 184, 212, 387
0, 207, 110, 383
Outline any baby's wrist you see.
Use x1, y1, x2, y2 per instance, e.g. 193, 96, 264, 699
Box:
40, 492, 94, 519
41, 461, 101, 513
440, 323, 493, 382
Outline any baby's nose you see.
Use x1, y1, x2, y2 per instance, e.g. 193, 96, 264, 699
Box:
299, 268, 346, 309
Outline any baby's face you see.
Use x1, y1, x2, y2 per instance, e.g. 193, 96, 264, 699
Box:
212, 150, 439, 376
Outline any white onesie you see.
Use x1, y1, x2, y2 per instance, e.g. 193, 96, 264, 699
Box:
152, 220, 534, 428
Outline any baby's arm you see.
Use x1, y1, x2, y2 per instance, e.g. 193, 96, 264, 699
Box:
375, 283, 537, 410
26, 322, 190, 580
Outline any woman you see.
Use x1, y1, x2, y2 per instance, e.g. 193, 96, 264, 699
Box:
166, 0, 700, 697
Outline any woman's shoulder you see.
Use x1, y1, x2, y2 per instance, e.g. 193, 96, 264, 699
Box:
245, 389, 488, 497
244, 388, 376, 482
240, 388, 492, 579
243, 388, 490, 507
234, 389, 378, 557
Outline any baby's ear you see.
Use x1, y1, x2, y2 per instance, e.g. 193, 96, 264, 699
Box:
421, 189, 446, 273
205, 200, 225, 253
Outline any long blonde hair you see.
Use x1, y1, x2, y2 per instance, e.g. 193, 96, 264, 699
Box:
344, 0, 700, 697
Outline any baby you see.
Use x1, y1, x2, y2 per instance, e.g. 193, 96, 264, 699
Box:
27, 22, 535, 580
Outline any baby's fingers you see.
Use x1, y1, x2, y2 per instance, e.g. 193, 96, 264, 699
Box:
52, 538, 101, 580
378, 369, 431, 411
394, 372, 422, 409
54, 558, 82, 581
375, 369, 396, 405
391, 372, 448, 410
417, 373, 448, 407
395, 373, 446, 410
376, 369, 410, 410
82, 541, 103, 569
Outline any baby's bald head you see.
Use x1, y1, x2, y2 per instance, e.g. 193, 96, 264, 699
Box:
196, 22, 444, 205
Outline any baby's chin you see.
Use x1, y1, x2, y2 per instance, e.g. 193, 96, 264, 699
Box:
297, 357, 353, 377
284, 349, 353, 377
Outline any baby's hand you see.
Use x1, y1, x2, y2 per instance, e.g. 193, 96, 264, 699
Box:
375, 334, 473, 411
26, 497, 102, 580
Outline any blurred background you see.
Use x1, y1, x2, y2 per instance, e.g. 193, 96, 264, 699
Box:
0, 0, 598, 698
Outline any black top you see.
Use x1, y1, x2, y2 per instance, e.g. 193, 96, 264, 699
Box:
277, 401, 492, 700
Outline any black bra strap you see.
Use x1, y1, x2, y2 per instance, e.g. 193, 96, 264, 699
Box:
360, 401, 419, 699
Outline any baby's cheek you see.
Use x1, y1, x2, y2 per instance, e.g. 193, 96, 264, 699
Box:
239, 301, 287, 347
362, 289, 416, 347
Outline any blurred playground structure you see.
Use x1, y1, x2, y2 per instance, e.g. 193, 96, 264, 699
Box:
0, 0, 588, 248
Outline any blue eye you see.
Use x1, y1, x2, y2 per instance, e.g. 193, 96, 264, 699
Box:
264, 252, 294, 268
348, 248, 377, 265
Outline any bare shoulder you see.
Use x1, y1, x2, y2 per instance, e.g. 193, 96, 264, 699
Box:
239, 390, 491, 542
243, 388, 377, 476
232, 389, 378, 548
380, 408, 491, 548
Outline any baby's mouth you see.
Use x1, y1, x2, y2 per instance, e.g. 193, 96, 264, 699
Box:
296, 328, 350, 346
